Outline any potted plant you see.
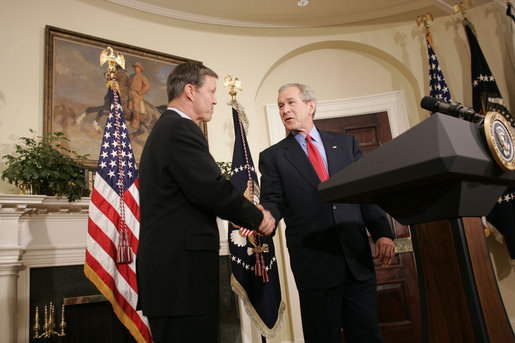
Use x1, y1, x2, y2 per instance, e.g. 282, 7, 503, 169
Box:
1, 129, 91, 202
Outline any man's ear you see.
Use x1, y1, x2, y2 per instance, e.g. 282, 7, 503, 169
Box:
184, 84, 195, 101
308, 100, 316, 116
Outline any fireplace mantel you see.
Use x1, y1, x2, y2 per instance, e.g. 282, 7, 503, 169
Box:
0, 194, 91, 343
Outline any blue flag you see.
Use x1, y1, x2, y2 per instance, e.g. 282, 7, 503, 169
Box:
463, 19, 515, 259
463, 18, 513, 125
227, 102, 285, 337
486, 187, 515, 259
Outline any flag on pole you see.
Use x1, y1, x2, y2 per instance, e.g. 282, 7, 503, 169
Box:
506, 2, 515, 72
486, 187, 515, 259
463, 18, 513, 126
508, 1, 515, 22
84, 78, 152, 342
425, 32, 452, 105
463, 18, 515, 256
227, 101, 285, 338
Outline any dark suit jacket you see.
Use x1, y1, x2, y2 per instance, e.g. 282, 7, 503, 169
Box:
259, 129, 393, 291
137, 110, 263, 317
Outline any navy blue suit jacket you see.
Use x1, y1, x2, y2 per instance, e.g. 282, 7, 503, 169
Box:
259, 129, 393, 291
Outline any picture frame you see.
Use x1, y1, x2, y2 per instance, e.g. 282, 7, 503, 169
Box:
44, 25, 207, 168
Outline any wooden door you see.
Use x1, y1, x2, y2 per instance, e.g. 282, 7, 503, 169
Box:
315, 112, 422, 343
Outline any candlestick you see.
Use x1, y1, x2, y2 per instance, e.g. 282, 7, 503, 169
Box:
34, 301, 67, 339
59, 304, 66, 336
33, 306, 41, 338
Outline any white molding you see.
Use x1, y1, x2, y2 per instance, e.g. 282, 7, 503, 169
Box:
0, 247, 22, 264
22, 245, 86, 268
108, 0, 292, 28
431, 0, 493, 12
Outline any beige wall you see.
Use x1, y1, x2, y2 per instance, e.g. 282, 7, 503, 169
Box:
1, 0, 514, 339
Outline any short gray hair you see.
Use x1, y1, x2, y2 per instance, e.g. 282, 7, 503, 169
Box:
279, 83, 317, 116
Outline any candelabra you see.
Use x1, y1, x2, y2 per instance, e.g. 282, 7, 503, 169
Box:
33, 302, 66, 339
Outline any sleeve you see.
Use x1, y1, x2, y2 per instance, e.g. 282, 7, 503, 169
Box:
360, 204, 394, 242
349, 134, 394, 241
168, 119, 263, 229
258, 149, 285, 225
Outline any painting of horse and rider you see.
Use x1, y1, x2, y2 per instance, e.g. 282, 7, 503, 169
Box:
44, 26, 193, 167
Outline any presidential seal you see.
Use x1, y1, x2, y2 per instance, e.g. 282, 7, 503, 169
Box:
484, 111, 515, 171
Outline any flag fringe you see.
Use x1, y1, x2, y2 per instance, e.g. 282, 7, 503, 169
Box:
84, 263, 152, 343
229, 100, 249, 135
230, 274, 286, 338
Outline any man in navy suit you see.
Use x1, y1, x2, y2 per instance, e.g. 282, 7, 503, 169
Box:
137, 62, 275, 343
259, 83, 396, 343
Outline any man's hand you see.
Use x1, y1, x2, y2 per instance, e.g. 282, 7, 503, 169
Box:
373, 237, 396, 268
256, 204, 275, 236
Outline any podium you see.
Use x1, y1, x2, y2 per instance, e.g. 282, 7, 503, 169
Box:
318, 113, 515, 342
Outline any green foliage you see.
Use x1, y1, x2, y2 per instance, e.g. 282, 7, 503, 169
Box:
1, 129, 91, 202
217, 161, 232, 180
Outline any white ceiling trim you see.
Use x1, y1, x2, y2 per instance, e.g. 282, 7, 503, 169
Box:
108, 0, 310, 28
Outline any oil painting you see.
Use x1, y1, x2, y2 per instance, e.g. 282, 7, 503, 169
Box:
44, 26, 200, 167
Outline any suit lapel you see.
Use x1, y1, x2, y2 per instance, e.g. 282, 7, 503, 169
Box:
282, 134, 320, 187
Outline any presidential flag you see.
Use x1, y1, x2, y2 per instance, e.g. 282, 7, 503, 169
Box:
463, 18, 513, 126
486, 187, 515, 259
84, 78, 152, 342
506, 2, 515, 72
425, 32, 452, 105
228, 101, 285, 337
464, 18, 515, 257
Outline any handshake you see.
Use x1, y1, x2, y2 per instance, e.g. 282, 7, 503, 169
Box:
256, 204, 275, 236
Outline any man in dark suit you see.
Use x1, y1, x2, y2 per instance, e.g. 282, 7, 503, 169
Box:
137, 62, 275, 343
259, 83, 396, 343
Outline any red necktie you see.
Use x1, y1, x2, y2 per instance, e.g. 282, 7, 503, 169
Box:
306, 135, 328, 182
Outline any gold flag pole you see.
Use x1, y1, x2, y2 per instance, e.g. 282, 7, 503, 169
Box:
99, 47, 133, 264
416, 13, 434, 46
453, 0, 473, 19
100, 47, 125, 79
416, 13, 433, 36
224, 74, 242, 101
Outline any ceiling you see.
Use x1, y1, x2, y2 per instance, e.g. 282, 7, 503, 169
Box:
107, 0, 492, 28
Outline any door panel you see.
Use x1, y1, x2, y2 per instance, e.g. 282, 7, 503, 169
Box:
315, 112, 422, 343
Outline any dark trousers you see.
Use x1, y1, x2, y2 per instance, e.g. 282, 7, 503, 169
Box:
298, 274, 383, 343
148, 314, 218, 343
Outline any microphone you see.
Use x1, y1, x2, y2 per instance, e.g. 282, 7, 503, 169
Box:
420, 96, 482, 122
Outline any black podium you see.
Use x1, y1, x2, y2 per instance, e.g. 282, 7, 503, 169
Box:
318, 113, 515, 342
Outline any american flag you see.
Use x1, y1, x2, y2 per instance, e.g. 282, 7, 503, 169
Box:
84, 79, 153, 342
425, 33, 452, 104
228, 102, 285, 338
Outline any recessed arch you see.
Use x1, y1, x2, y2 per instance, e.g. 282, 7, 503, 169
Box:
255, 40, 420, 101
254, 40, 424, 127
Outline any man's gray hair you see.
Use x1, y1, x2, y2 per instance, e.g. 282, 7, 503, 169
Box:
279, 83, 317, 117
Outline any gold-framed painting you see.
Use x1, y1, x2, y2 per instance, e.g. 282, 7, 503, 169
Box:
44, 25, 207, 168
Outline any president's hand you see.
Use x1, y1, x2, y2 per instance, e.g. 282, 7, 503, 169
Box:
373, 237, 396, 268
256, 204, 275, 236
